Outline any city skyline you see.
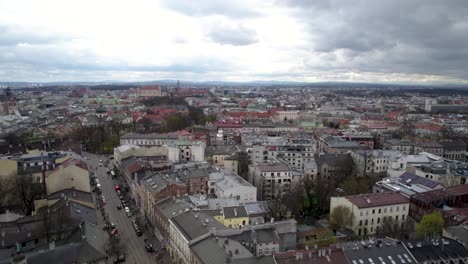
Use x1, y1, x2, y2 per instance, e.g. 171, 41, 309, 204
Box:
1, 0, 468, 84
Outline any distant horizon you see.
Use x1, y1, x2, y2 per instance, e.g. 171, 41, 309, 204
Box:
1, 79, 468, 88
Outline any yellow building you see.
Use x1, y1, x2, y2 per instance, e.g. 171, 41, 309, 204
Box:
0, 160, 17, 178
45, 159, 90, 195
214, 206, 249, 229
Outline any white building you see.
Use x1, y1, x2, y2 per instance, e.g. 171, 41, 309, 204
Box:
213, 172, 257, 203
351, 150, 403, 176
249, 161, 292, 201
330, 192, 409, 236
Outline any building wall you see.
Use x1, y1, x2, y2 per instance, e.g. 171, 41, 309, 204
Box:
223, 159, 238, 174
330, 197, 409, 236
0, 160, 17, 177
254, 168, 292, 201
186, 177, 208, 195
45, 165, 90, 194
214, 215, 249, 229
214, 185, 257, 203
169, 220, 191, 264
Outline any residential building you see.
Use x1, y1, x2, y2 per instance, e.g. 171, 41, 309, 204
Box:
16, 151, 65, 174
330, 192, 409, 236
212, 171, 257, 203
409, 184, 468, 226
351, 150, 402, 177
137, 85, 162, 98
314, 153, 354, 182
318, 135, 362, 154
373, 172, 444, 197
45, 158, 90, 194
213, 206, 249, 229
439, 140, 467, 161
250, 162, 292, 201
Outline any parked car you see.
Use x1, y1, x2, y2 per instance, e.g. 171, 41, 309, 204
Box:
126, 211, 133, 218
117, 204, 122, 210
145, 244, 153, 252
136, 229, 142, 236
110, 222, 116, 228
113, 255, 125, 263
124, 207, 130, 213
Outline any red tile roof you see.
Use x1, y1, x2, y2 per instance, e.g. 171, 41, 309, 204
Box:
127, 163, 143, 174
346, 192, 409, 208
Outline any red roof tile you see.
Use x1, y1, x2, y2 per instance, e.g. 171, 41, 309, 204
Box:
127, 163, 143, 173
346, 192, 408, 208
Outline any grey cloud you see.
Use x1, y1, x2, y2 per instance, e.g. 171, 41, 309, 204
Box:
283, 0, 468, 79
0, 24, 69, 46
207, 24, 258, 46
160, 0, 259, 18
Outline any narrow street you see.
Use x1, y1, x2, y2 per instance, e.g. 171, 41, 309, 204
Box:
86, 153, 161, 264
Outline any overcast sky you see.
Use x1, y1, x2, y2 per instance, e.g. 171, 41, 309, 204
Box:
0, 0, 467, 84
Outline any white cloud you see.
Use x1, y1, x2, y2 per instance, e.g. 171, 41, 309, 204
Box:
0, 0, 466, 84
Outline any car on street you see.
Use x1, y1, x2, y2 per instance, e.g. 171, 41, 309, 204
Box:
96, 183, 101, 188
119, 195, 124, 200
126, 211, 133, 217
101, 195, 106, 205
136, 229, 142, 236
113, 255, 125, 263
124, 206, 130, 213
117, 204, 122, 210
115, 185, 121, 191
110, 222, 116, 228
145, 244, 153, 252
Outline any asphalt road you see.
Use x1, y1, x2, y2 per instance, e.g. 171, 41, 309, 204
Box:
86, 153, 157, 264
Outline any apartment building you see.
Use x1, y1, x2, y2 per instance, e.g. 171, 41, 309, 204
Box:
330, 192, 409, 236
351, 150, 402, 177
249, 162, 292, 201
318, 135, 361, 154
137, 85, 162, 98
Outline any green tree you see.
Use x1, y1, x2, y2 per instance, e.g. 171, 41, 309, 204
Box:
306, 230, 336, 248
330, 206, 353, 231
416, 211, 444, 238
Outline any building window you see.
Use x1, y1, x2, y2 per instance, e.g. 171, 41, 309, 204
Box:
377, 218, 380, 223
396, 215, 399, 221
396, 206, 399, 212
365, 220, 368, 225
359, 220, 362, 226
360, 212, 363, 216
372, 209, 375, 214
402, 215, 405, 220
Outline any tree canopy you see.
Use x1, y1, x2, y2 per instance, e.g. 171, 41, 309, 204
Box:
330, 205, 353, 231
415, 211, 444, 238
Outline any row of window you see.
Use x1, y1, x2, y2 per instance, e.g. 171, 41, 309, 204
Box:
359, 215, 406, 226
359, 205, 406, 216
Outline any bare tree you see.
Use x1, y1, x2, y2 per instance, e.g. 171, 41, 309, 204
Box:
330, 205, 354, 231
13, 174, 44, 214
